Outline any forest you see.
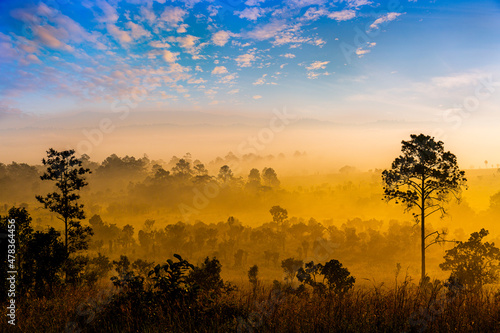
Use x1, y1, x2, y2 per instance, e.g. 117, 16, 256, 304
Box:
2, 134, 500, 332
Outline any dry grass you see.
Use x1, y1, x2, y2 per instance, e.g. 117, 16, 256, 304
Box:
3, 278, 500, 332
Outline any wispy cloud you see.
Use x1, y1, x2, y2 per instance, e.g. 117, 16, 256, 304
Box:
369, 12, 403, 30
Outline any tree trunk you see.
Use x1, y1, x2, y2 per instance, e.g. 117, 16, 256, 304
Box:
421, 177, 426, 282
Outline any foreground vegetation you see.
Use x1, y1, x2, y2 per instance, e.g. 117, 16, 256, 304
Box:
2, 258, 500, 332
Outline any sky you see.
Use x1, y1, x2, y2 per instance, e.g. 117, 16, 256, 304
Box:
1, 0, 500, 167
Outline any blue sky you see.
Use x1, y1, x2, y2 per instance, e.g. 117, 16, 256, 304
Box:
1, 0, 500, 125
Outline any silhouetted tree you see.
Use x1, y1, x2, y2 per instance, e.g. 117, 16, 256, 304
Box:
188, 257, 225, 292
270, 205, 288, 251
320, 259, 355, 294
36, 149, 92, 255
440, 229, 500, 291
248, 265, 259, 291
282, 258, 303, 283
382, 134, 467, 281
262, 167, 280, 187
218, 165, 233, 184
171, 158, 192, 181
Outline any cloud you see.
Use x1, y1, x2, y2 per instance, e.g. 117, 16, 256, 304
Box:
227, 89, 239, 94
212, 30, 233, 46
160, 6, 187, 27
235, 53, 256, 67
205, 89, 217, 98
176, 35, 198, 49
195, 65, 203, 72
328, 9, 356, 21
169, 35, 204, 56
306, 60, 329, 71
235, 7, 265, 21
188, 77, 206, 84
314, 38, 326, 47
107, 23, 132, 44
281, 53, 296, 58
26, 54, 42, 64
247, 21, 286, 40
177, 24, 188, 33
126, 21, 151, 39
289, 0, 326, 8
348, 0, 372, 8
219, 73, 238, 84
95, 0, 119, 23
0, 33, 18, 60
369, 12, 403, 30
253, 95, 262, 99
302, 7, 327, 21
355, 42, 376, 57
431, 72, 492, 89
253, 74, 267, 85
356, 48, 370, 56
272, 31, 311, 46
139, 6, 156, 24
212, 66, 228, 74
11, 4, 107, 51
307, 71, 331, 79
245, 0, 266, 5
150, 41, 170, 48
163, 50, 179, 63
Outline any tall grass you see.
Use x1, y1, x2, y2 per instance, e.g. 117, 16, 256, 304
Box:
2, 278, 500, 332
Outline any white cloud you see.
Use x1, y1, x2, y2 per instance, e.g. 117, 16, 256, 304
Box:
95, 0, 119, 23
235, 53, 256, 67
245, 0, 266, 5
150, 41, 170, 48
176, 35, 198, 49
212, 66, 228, 74
302, 7, 327, 21
253, 95, 262, 99
219, 73, 238, 84
369, 12, 403, 30
177, 24, 188, 33
188, 77, 206, 84
314, 38, 326, 47
126, 21, 150, 39
356, 48, 370, 56
431, 72, 492, 89
205, 89, 217, 98
306, 60, 329, 71
227, 89, 239, 94
160, 6, 187, 27
26, 54, 42, 64
106, 24, 132, 44
307, 71, 331, 79
195, 65, 203, 72
272, 32, 310, 46
212, 30, 233, 46
328, 9, 356, 21
348, 0, 373, 7
289, 0, 326, 8
253, 74, 267, 85
235, 7, 265, 21
163, 50, 179, 63
139, 6, 156, 24
281, 53, 295, 58
247, 21, 286, 40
